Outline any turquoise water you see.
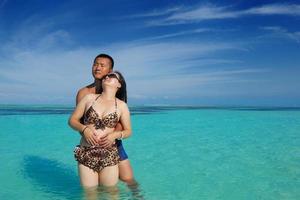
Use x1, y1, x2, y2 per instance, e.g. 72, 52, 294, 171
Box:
0, 105, 299, 199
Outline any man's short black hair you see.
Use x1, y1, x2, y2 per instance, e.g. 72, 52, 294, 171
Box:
93, 53, 114, 69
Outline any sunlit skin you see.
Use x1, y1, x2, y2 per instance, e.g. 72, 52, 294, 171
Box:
75, 57, 136, 186
92, 57, 112, 80
70, 73, 132, 186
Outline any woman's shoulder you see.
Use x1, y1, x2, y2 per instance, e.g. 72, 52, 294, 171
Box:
116, 98, 128, 108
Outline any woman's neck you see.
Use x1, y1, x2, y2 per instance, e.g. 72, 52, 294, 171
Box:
101, 89, 117, 101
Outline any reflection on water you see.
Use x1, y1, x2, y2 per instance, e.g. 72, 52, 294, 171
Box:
23, 155, 82, 199
22, 155, 145, 200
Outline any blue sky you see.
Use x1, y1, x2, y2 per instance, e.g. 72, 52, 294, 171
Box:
0, 0, 299, 106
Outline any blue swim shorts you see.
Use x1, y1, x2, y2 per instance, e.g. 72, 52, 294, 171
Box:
116, 140, 128, 161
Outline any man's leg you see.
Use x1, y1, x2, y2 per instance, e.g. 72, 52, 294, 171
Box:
118, 159, 135, 184
119, 160, 144, 199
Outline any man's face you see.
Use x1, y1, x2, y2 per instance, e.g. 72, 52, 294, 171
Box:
92, 57, 112, 79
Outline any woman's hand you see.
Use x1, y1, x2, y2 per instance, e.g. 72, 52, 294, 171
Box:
98, 132, 116, 148
83, 128, 99, 146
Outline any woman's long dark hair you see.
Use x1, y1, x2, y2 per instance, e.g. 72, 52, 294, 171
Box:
95, 71, 127, 103
95, 79, 103, 94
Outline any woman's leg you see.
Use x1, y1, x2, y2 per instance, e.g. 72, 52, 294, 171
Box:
98, 165, 119, 186
78, 163, 99, 200
78, 163, 99, 187
98, 165, 119, 200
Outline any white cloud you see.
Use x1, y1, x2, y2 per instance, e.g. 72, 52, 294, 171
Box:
0, 37, 262, 104
127, 68, 268, 97
246, 4, 300, 15
140, 3, 300, 26
136, 28, 212, 41
0, 6, 274, 104
111, 40, 245, 78
261, 26, 300, 43
128, 6, 183, 18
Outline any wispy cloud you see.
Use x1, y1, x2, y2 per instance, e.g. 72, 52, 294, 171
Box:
136, 28, 212, 41
245, 4, 300, 15
0, 14, 74, 56
107, 41, 265, 99
141, 3, 300, 26
261, 26, 300, 43
0, 7, 265, 104
128, 6, 183, 18
0, 34, 258, 103
1, 1, 298, 105
132, 27, 237, 43
128, 68, 268, 99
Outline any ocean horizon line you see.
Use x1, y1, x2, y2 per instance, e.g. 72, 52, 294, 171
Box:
0, 103, 300, 109
0, 103, 300, 116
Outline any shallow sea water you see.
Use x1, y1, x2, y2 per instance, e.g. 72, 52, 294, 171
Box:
0, 105, 299, 199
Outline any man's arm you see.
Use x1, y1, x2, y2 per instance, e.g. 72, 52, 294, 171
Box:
99, 101, 130, 148
116, 101, 132, 139
100, 101, 132, 148
76, 87, 90, 105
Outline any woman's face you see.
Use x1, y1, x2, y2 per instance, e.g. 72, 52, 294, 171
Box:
102, 72, 121, 89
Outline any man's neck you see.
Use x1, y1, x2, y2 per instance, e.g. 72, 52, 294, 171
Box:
86, 82, 95, 88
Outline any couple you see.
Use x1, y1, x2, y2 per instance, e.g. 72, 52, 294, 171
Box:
68, 54, 136, 193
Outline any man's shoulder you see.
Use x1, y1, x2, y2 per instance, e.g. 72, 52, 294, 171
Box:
77, 87, 90, 95
78, 83, 96, 95
76, 84, 95, 104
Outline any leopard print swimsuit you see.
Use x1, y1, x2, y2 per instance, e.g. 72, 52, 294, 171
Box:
74, 94, 120, 172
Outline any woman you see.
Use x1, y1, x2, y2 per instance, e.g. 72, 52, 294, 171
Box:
69, 71, 132, 189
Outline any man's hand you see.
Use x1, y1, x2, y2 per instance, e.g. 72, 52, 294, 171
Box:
98, 132, 116, 148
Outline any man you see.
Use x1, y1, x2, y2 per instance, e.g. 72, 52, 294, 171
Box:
76, 53, 135, 185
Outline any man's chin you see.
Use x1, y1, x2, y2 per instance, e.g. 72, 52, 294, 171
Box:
93, 75, 104, 80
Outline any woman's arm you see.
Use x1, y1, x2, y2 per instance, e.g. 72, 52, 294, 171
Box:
68, 94, 98, 145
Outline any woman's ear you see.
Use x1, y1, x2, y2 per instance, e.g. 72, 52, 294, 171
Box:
117, 82, 121, 89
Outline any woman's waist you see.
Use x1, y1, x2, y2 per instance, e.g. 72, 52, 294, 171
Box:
77, 142, 118, 149
79, 137, 117, 147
